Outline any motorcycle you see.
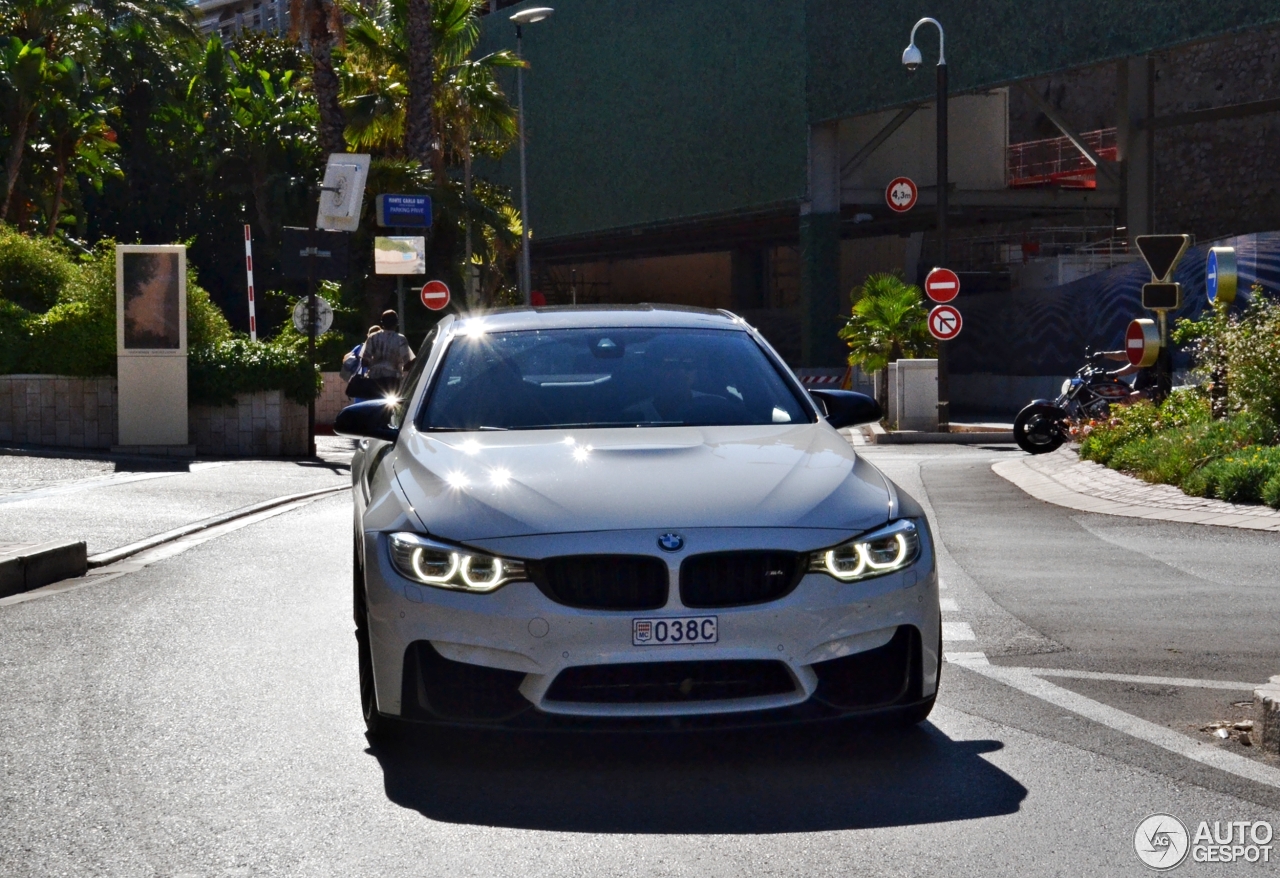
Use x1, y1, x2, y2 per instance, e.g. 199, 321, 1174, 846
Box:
1013, 352, 1137, 454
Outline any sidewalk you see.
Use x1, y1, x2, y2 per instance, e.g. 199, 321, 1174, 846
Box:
0, 438, 356, 557
993, 447, 1280, 532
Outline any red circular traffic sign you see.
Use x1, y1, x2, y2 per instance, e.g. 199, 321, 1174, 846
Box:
924, 267, 960, 303
928, 305, 963, 341
885, 177, 918, 213
1125, 318, 1160, 368
420, 280, 450, 311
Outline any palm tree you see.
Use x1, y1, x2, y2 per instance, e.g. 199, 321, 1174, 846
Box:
289, 0, 346, 155
839, 273, 935, 403
403, 0, 433, 163
1, 39, 55, 222
340, 0, 518, 165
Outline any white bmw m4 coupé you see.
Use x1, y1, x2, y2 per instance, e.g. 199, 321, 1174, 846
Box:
337, 306, 940, 735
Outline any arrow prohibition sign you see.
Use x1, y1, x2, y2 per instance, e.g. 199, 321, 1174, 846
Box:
928, 305, 962, 341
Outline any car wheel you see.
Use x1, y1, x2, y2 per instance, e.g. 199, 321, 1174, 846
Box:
354, 536, 397, 741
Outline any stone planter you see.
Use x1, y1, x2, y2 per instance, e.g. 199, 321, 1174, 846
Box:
190, 390, 308, 457
0, 375, 117, 449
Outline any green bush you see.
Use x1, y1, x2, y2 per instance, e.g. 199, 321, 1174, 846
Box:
1192, 447, 1280, 505
1078, 400, 1162, 464
1262, 473, 1280, 509
0, 225, 75, 313
188, 336, 320, 406
0, 299, 31, 374
1174, 291, 1280, 429
1107, 413, 1276, 487
7, 241, 232, 376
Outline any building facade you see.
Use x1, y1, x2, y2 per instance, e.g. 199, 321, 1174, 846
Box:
479, 1, 1280, 366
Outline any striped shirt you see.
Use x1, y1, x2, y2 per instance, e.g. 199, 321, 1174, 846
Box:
360, 330, 412, 380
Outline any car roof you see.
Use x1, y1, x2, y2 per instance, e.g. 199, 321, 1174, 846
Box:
444, 304, 749, 336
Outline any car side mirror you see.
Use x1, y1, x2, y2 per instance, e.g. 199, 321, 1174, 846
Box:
809, 389, 882, 430
334, 399, 400, 442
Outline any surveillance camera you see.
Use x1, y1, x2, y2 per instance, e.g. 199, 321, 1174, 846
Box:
902, 44, 923, 71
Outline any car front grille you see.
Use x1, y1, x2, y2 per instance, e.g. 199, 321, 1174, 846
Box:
678, 551, 803, 608
545, 660, 796, 704
530, 555, 669, 611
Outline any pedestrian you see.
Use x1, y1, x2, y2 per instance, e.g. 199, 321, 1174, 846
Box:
360, 309, 414, 395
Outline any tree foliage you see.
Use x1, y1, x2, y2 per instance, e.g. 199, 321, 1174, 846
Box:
839, 273, 935, 399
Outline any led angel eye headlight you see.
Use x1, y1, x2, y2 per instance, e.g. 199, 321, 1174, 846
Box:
387, 533, 526, 592
808, 520, 920, 582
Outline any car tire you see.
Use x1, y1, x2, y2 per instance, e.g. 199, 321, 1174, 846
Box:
354, 535, 398, 742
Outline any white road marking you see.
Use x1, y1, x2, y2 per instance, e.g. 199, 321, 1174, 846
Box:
1029, 668, 1258, 691
939, 598, 958, 612
945, 651, 989, 665
941, 622, 975, 641
961, 662, 1280, 790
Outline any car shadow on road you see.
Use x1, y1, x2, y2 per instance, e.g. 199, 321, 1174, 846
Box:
369, 721, 1025, 833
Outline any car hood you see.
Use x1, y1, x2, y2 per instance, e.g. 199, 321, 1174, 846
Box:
391, 424, 892, 542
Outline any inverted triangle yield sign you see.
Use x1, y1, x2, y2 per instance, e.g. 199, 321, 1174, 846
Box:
1135, 234, 1191, 281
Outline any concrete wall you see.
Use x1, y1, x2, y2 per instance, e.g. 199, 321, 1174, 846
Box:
950, 373, 1070, 414
1, 375, 309, 456
317, 372, 347, 426
0, 376, 117, 449
190, 390, 307, 457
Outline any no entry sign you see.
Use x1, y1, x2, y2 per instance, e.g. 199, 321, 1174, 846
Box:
928, 305, 962, 341
885, 177, 918, 213
924, 267, 960, 303
420, 279, 450, 311
1125, 318, 1160, 368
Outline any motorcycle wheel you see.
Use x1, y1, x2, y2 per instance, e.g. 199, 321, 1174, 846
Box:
1013, 405, 1067, 455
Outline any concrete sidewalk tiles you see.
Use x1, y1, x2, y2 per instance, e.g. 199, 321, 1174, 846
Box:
993, 447, 1280, 532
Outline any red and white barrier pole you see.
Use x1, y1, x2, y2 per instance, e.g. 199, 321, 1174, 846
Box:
244, 224, 257, 342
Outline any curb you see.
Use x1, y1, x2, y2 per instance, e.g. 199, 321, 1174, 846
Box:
862, 423, 1015, 444
1257, 677, 1280, 754
993, 453, 1280, 532
0, 541, 88, 599
87, 485, 350, 569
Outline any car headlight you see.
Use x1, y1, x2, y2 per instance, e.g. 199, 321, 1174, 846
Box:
808, 519, 921, 582
387, 532, 527, 592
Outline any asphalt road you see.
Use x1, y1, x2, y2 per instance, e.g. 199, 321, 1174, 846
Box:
2, 442, 1279, 876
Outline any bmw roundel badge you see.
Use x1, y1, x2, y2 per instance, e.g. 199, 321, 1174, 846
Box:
657, 533, 684, 552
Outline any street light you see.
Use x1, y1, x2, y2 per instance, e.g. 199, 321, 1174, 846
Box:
511, 6, 554, 305
903, 16, 950, 429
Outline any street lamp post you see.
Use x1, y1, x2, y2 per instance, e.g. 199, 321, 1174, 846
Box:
903, 17, 950, 429
511, 6, 554, 306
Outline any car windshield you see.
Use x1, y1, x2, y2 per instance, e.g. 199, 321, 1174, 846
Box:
417, 326, 813, 431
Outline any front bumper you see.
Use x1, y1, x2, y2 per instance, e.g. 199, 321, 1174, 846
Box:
362, 528, 940, 726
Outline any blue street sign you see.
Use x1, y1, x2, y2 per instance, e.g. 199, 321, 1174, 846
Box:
1206, 246, 1237, 305
375, 194, 432, 228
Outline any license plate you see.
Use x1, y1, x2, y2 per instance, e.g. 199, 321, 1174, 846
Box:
632, 616, 717, 646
